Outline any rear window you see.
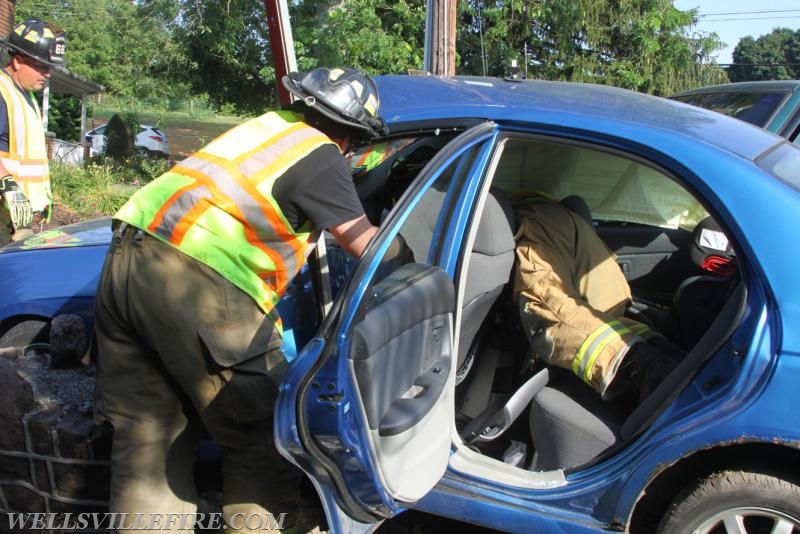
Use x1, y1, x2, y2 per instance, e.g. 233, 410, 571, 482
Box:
493, 138, 707, 230
671, 91, 788, 128
757, 142, 800, 190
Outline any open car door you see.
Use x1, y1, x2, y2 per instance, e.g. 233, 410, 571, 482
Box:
276, 123, 498, 531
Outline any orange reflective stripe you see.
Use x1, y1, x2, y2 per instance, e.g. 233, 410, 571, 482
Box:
187, 151, 307, 254
353, 145, 375, 168
240, 123, 332, 186
160, 162, 291, 289
119, 111, 326, 321
182, 149, 310, 268
147, 180, 205, 240
235, 122, 309, 168
170, 196, 212, 245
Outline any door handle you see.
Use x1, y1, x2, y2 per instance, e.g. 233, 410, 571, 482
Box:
378, 358, 450, 436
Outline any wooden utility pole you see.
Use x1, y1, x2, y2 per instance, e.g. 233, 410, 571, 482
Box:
423, 0, 457, 75
264, 0, 298, 106
0, 0, 15, 37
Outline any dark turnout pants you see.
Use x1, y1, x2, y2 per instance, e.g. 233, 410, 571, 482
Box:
93, 224, 301, 533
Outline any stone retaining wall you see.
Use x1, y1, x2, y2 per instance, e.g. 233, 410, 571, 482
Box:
0, 350, 111, 533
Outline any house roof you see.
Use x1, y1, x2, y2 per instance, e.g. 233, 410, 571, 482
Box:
0, 42, 104, 96
49, 65, 104, 96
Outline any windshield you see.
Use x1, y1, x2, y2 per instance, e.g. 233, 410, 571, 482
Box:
671, 90, 789, 128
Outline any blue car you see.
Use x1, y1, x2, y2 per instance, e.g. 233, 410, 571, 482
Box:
2, 75, 800, 533
670, 80, 800, 145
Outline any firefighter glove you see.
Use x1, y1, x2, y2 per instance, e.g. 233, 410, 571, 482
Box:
0, 175, 33, 229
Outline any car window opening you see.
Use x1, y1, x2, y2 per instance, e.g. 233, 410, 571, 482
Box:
451, 135, 742, 475
317, 129, 744, 479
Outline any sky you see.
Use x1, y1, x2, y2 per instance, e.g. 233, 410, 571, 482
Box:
672, 1, 800, 64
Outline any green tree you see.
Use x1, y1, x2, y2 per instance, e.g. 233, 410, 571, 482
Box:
457, 0, 727, 95
172, 0, 276, 115
47, 95, 82, 140
292, 0, 426, 75
19, 0, 733, 117
17, 0, 189, 101
17, 0, 189, 140
172, 0, 426, 114
729, 28, 800, 82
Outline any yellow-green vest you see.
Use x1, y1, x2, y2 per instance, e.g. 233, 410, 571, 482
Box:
0, 69, 51, 212
116, 110, 337, 333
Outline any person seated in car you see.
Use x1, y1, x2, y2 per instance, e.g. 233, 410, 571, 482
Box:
513, 195, 680, 401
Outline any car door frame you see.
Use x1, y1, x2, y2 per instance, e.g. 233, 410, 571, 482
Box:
275, 121, 501, 529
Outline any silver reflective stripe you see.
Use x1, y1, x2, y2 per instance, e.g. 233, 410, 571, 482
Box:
237, 125, 325, 178
574, 320, 631, 381
150, 183, 213, 240
156, 156, 301, 277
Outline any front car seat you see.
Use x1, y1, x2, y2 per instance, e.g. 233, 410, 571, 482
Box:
456, 188, 517, 383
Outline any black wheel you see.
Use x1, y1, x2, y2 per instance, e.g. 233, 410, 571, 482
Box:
658, 470, 800, 533
0, 319, 50, 349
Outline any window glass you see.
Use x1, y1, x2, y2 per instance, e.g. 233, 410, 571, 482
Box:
492, 138, 707, 230
670, 91, 787, 128
361, 140, 484, 311
757, 142, 800, 190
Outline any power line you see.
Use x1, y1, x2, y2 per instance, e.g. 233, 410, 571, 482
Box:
702, 15, 800, 22
698, 9, 800, 16
719, 63, 800, 67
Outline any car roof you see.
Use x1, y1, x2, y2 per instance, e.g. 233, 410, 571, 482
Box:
375, 75, 783, 161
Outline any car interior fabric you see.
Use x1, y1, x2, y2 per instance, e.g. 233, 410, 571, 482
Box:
528, 283, 747, 471
528, 369, 627, 471
457, 188, 517, 374
350, 263, 454, 433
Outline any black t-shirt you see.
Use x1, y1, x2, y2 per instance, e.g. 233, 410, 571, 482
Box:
272, 143, 365, 232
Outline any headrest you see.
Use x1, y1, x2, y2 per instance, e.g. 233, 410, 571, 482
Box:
560, 195, 593, 228
690, 217, 736, 276
473, 188, 517, 256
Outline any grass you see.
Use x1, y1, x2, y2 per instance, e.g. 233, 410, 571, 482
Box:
91, 107, 245, 160
50, 159, 169, 220
50, 105, 247, 223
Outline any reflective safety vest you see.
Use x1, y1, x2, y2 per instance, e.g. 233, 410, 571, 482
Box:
350, 138, 415, 175
116, 111, 337, 333
0, 69, 51, 212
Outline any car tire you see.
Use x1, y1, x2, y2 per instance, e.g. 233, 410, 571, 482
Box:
0, 319, 50, 349
657, 470, 800, 533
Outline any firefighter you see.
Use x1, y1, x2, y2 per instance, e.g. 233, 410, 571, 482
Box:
514, 196, 678, 400
92, 67, 398, 533
0, 18, 65, 245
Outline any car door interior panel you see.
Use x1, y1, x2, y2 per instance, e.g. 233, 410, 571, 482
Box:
350, 263, 454, 434
348, 262, 456, 500
597, 223, 696, 304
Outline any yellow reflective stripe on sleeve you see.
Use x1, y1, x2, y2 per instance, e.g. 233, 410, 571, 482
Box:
628, 322, 650, 336
573, 320, 632, 383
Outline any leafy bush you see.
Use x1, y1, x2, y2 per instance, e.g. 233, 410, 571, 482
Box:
103, 113, 137, 161
49, 160, 169, 218
48, 95, 82, 141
